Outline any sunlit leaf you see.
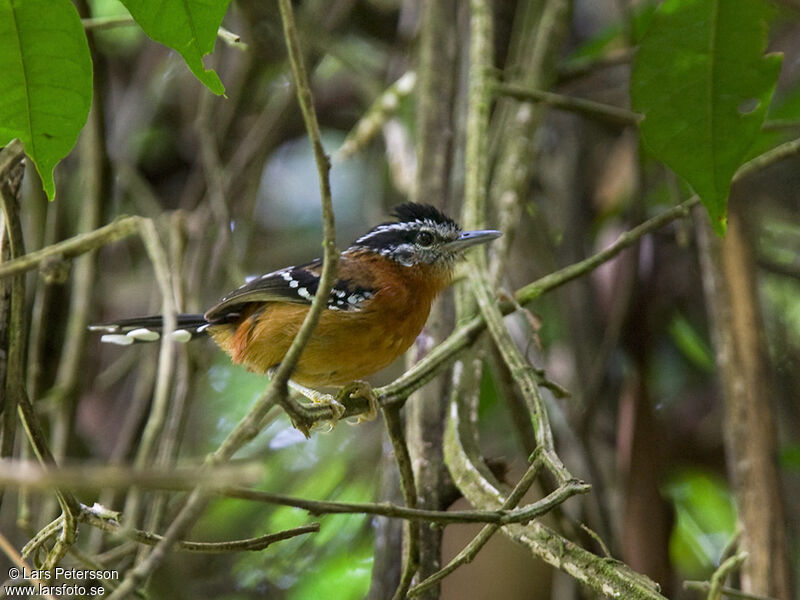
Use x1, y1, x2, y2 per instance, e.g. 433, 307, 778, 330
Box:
631, 0, 781, 235
289, 541, 373, 600
0, 0, 92, 200
119, 0, 231, 95
664, 469, 737, 577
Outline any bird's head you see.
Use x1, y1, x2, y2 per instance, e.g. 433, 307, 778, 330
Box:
347, 203, 501, 268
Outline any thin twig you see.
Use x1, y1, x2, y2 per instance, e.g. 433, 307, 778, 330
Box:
81, 16, 137, 29
495, 82, 642, 126
683, 552, 778, 600
0, 216, 141, 280
216, 479, 590, 526
707, 553, 749, 600
336, 71, 417, 161
81, 16, 247, 50
0, 529, 57, 600
123, 218, 178, 532
556, 47, 634, 83
382, 405, 419, 600
83, 509, 320, 554
24, 508, 318, 558
683, 581, 777, 600
408, 452, 543, 596
0, 460, 263, 492
217, 27, 247, 50
268, 0, 340, 433
141, 216, 194, 540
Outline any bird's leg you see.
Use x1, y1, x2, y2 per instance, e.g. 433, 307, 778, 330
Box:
286, 380, 346, 432
337, 380, 379, 424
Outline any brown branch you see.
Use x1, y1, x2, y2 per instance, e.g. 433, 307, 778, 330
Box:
219, 481, 589, 526
0, 216, 141, 280
495, 82, 642, 127
408, 452, 544, 596
0, 529, 57, 600
84, 510, 320, 554
0, 460, 263, 492
382, 405, 419, 600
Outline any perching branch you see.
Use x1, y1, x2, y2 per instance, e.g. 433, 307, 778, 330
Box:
382, 405, 419, 600
495, 82, 642, 127
24, 506, 318, 559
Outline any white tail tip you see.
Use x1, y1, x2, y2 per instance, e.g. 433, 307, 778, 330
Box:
128, 328, 160, 341
170, 329, 192, 343
101, 334, 135, 346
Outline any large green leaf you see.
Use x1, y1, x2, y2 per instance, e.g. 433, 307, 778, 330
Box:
631, 0, 781, 235
0, 0, 92, 200
119, 0, 231, 95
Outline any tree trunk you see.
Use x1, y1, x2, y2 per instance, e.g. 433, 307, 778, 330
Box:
695, 199, 792, 598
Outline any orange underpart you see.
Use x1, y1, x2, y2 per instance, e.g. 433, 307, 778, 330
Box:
208, 253, 453, 387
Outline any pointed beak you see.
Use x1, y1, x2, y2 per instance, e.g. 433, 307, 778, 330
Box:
445, 229, 502, 251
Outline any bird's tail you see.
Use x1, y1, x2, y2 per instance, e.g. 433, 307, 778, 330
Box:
89, 314, 210, 345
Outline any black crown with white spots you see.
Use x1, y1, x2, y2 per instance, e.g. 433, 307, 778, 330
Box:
348, 203, 463, 268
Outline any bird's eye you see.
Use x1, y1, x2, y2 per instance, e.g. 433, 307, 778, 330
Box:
416, 231, 434, 246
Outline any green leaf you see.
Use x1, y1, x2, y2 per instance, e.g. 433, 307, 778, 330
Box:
0, 0, 92, 200
664, 469, 737, 577
631, 0, 782, 235
119, 0, 230, 95
668, 314, 714, 372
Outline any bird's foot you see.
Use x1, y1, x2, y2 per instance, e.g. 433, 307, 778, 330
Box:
308, 392, 346, 433
287, 380, 346, 434
337, 380, 379, 425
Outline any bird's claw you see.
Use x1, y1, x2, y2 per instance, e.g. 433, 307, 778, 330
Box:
308, 393, 346, 433
337, 381, 379, 425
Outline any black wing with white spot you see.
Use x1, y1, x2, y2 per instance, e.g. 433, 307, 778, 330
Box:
204, 260, 375, 322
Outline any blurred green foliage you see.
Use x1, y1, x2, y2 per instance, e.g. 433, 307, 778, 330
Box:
667, 314, 714, 374
563, 1, 656, 68
663, 469, 737, 579
88, 0, 144, 53
192, 356, 379, 598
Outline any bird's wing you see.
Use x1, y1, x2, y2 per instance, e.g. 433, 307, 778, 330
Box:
204, 259, 375, 322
